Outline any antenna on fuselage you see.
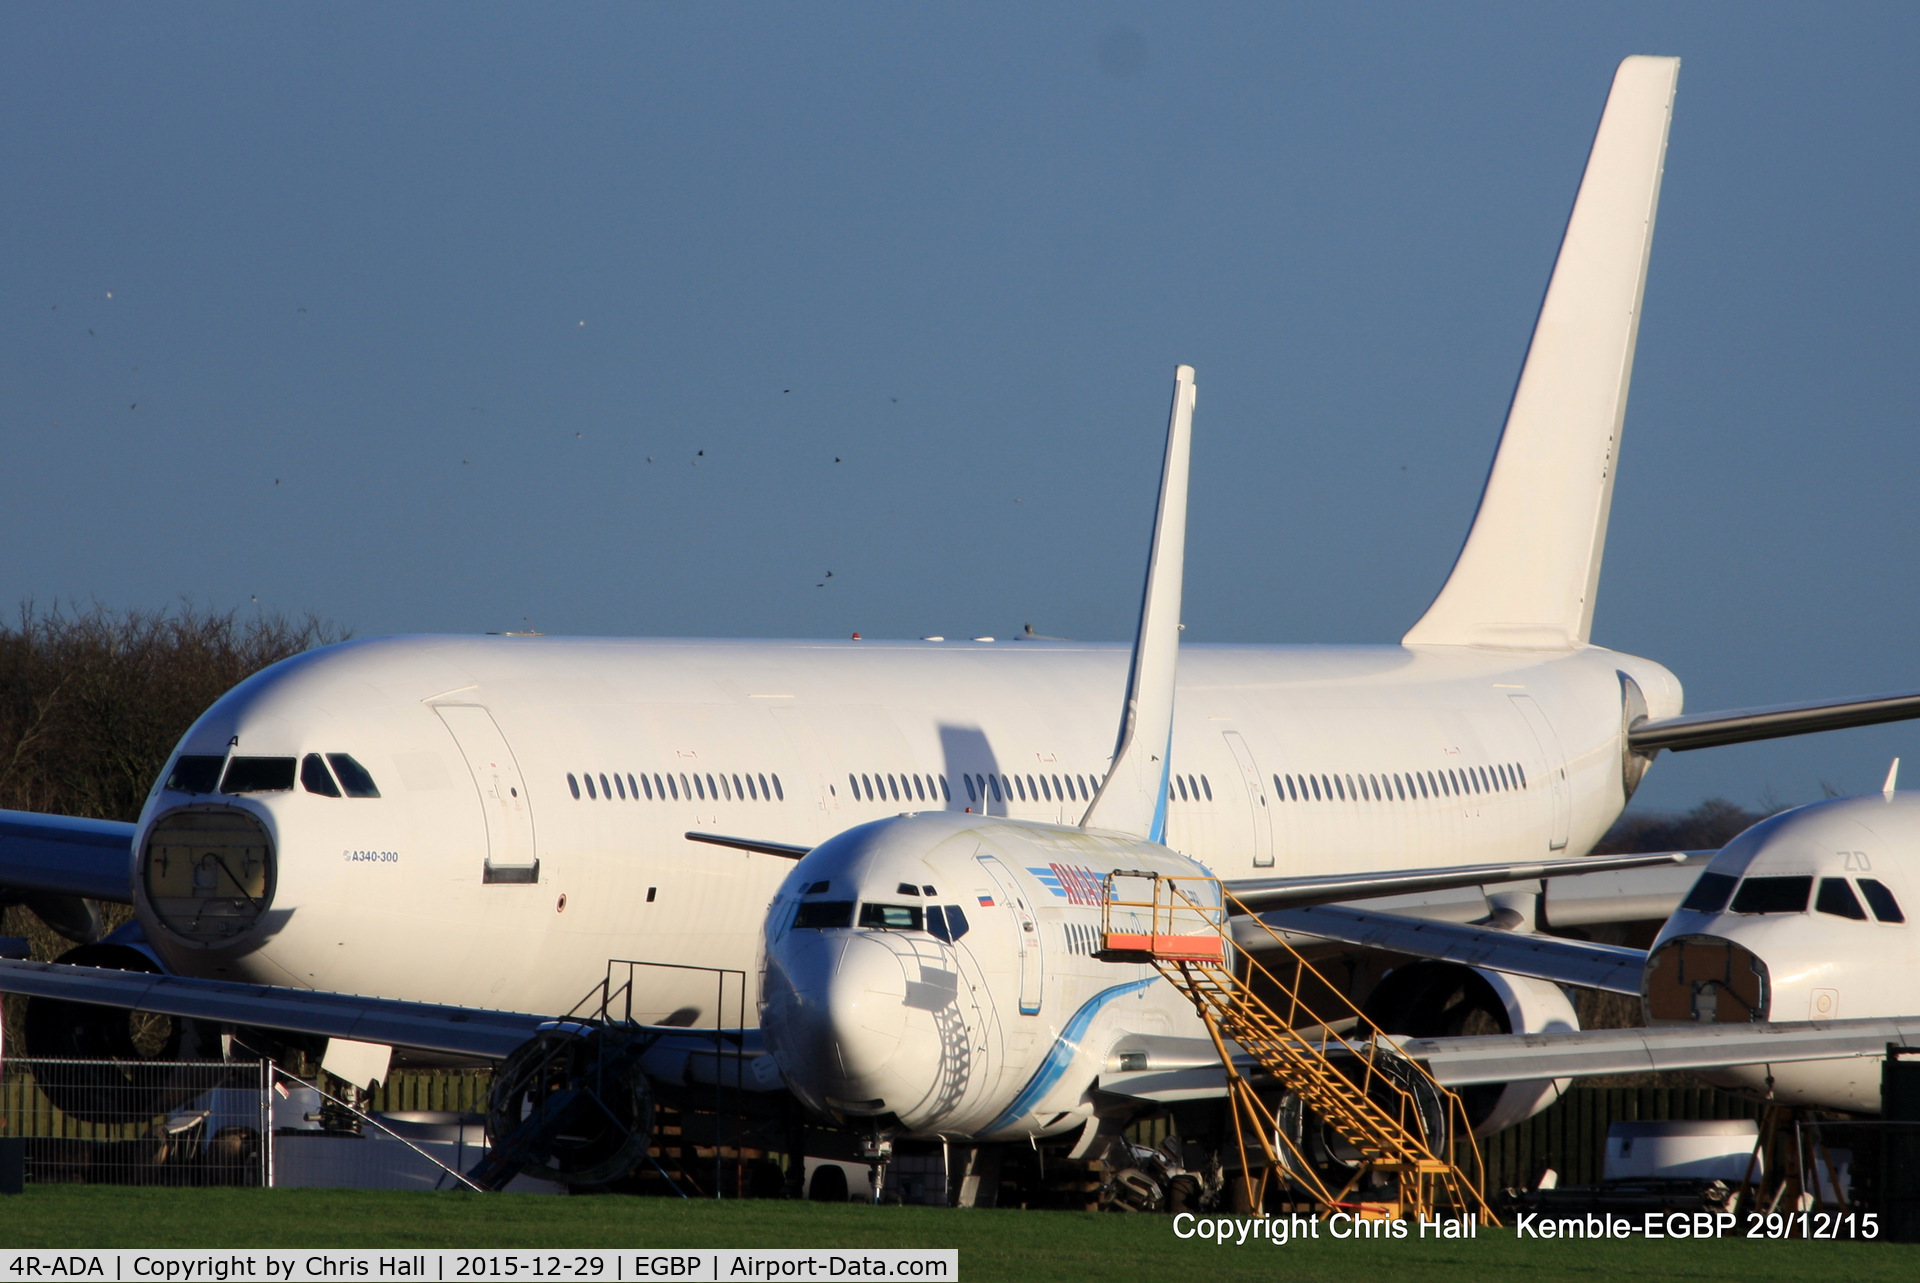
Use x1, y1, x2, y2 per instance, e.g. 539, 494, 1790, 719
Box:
1079, 364, 1195, 843
1885, 757, 1900, 800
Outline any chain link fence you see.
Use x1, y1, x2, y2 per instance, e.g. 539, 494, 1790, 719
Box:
1, 1058, 269, 1186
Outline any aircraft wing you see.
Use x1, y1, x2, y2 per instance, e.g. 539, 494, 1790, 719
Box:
1397, 1014, 1920, 1087
0, 957, 545, 1058
1221, 850, 1686, 914
1630, 689, 1920, 753
0, 957, 774, 1087
0, 808, 134, 903
1239, 904, 1647, 995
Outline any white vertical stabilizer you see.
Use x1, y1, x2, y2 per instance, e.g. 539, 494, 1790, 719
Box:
1081, 364, 1195, 842
1404, 56, 1680, 651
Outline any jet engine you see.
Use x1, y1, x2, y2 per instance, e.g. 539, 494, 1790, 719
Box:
475, 1025, 656, 1189
1363, 961, 1577, 1136
20, 941, 226, 1124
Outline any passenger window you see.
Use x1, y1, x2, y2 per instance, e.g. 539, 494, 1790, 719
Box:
760, 773, 772, 799
614, 774, 627, 800
965, 775, 977, 802
734, 774, 745, 799
1859, 879, 1906, 923
628, 773, 640, 800
1517, 764, 1527, 788
707, 773, 719, 800
1680, 871, 1737, 914
222, 756, 297, 794
641, 774, 654, 800
585, 774, 598, 799
744, 775, 757, 800
913, 775, 926, 801
882, 774, 894, 801
1730, 875, 1813, 914
858, 902, 923, 931
165, 754, 226, 794
1816, 878, 1868, 920
598, 773, 611, 800
771, 774, 784, 800
680, 773, 692, 800
1026, 774, 1039, 800
989, 776, 1003, 802
1015, 776, 1028, 802
1053, 774, 1065, 800
793, 901, 855, 930
1310, 776, 1322, 800
691, 775, 704, 800
1366, 774, 1378, 800
859, 774, 871, 800
939, 776, 950, 801
302, 754, 341, 797
1176, 776, 1189, 801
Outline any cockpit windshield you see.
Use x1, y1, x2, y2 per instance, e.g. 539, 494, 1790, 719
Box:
858, 903, 923, 931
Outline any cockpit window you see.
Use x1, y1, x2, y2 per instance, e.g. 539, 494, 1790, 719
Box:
220, 756, 296, 793
927, 904, 971, 943
326, 753, 381, 798
793, 901, 854, 929
1680, 871, 1737, 914
1860, 879, 1906, 924
858, 902, 923, 931
165, 755, 225, 794
1816, 878, 1868, 920
895, 882, 921, 896
301, 753, 341, 797
1729, 875, 1812, 915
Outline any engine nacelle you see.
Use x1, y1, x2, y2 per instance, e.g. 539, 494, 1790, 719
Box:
1363, 961, 1578, 1136
21, 942, 226, 1124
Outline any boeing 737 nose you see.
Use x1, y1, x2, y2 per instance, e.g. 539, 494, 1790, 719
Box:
765, 928, 921, 1117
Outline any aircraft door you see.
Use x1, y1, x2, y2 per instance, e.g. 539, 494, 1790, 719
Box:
1509, 695, 1571, 850
434, 704, 540, 882
976, 854, 1043, 1016
1221, 730, 1275, 868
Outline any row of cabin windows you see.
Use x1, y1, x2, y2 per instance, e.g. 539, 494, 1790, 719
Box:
962, 772, 1105, 807
849, 772, 950, 805
1270, 761, 1526, 805
1170, 774, 1213, 803
568, 770, 784, 804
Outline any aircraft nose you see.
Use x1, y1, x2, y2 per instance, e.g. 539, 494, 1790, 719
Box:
1642, 934, 1771, 1024
765, 929, 911, 1115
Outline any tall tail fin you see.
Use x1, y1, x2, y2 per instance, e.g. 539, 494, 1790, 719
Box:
1081, 364, 1195, 842
1404, 56, 1680, 650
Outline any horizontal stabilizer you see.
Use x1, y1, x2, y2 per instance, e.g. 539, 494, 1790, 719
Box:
1631, 688, 1920, 753
0, 808, 134, 903
1400, 1013, 1920, 1088
1221, 850, 1684, 914
1241, 904, 1648, 996
1405, 56, 1680, 650
684, 831, 810, 859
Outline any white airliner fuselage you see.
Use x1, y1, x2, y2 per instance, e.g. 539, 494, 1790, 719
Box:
130, 634, 1679, 1026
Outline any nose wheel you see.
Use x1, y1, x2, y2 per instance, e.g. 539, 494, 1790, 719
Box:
859, 1134, 894, 1204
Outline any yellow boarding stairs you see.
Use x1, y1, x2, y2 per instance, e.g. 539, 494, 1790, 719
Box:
1098, 870, 1495, 1225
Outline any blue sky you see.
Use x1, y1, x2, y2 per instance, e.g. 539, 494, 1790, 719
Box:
3, 4, 1917, 816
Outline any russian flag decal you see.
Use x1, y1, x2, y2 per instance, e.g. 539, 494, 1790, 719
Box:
977, 894, 995, 907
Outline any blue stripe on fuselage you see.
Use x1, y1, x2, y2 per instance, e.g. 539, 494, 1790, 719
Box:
982, 976, 1158, 1134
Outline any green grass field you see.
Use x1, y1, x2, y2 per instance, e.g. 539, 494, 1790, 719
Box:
0, 1190, 1914, 1281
